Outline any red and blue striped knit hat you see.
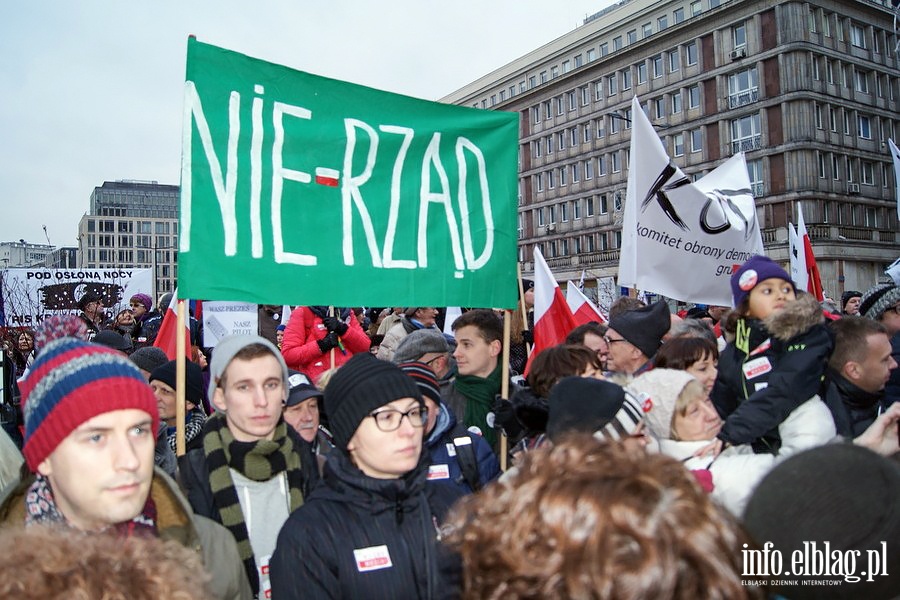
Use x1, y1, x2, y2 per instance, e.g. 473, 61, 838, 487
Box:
19, 337, 159, 471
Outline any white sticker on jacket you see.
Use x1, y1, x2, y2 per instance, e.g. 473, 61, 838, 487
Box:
428, 464, 450, 480
354, 545, 393, 572
445, 443, 457, 457
743, 357, 772, 380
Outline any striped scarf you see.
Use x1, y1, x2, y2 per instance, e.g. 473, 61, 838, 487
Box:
203, 413, 305, 595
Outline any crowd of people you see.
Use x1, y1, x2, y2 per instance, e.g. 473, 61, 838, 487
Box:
1, 254, 899, 599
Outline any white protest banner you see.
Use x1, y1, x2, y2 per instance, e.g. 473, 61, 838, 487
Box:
1, 268, 152, 328
202, 301, 259, 347
618, 95, 763, 306
788, 222, 808, 292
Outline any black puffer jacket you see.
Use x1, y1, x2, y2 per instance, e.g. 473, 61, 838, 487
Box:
711, 293, 833, 453
270, 448, 463, 600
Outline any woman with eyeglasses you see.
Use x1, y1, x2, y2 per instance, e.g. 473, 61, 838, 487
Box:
271, 353, 464, 599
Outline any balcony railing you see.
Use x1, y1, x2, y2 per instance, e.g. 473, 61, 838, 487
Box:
728, 88, 759, 109
731, 135, 761, 153
751, 182, 764, 197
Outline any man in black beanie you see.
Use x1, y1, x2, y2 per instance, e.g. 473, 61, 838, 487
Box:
149, 360, 207, 453
840, 290, 862, 316
605, 301, 671, 375
271, 353, 463, 599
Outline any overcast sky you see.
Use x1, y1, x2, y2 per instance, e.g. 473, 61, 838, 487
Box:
1, 1, 614, 248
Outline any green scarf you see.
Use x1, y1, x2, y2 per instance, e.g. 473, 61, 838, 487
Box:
203, 413, 305, 595
455, 362, 502, 447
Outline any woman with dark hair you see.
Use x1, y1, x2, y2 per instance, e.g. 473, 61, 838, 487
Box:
654, 335, 719, 395
10, 330, 36, 378
446, 434, 761, 600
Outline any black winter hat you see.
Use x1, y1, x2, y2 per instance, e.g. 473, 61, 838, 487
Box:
743, 444, 900, 599
77, 291, 102, 310
149, 360, 205, 406
607, 301, 671, 359
129, 346, 169, 374
324, 353, 422, 449
546, 377, 646, 443
840, 290, 862, 311
93, 330, 133, 353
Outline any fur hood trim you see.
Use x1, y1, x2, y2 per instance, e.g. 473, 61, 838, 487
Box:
762, 292, 823, 341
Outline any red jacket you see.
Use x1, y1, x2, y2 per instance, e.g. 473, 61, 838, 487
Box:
281, 307, 370, 384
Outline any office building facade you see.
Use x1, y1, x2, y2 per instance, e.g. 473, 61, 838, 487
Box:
442, 0, 899, 300
77, 180, 179, 300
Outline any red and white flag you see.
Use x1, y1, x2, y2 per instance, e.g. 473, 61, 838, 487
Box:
525, 248, 577, 375
566, 281, 607, 325
797, 205, 824, 301
153, 288, 192, 360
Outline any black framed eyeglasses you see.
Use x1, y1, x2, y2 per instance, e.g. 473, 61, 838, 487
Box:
368, 406, 428, 432
604, 335, 629, 345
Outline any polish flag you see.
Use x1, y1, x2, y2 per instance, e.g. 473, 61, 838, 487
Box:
566, 281, 607, 325
153, 288, 192, 360
797, 205, 824, 301
525, 248, 577, 375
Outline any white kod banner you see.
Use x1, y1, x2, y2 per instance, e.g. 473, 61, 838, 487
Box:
1, 268, 152, 328
618, 95, 764, 306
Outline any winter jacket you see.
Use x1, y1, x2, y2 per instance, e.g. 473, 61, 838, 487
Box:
270, 449, 463, 600
711, 293, 833, 453
820, 368, 886, 438
281, 307, 370, 385
0, 466, 252, 600
659, 398, 835, 516
885, 332, 900, 409
376, 316, 439, 362
425, 403, 500, 494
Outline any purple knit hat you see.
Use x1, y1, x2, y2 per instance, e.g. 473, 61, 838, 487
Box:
730, 255, 795, 308
130, 293, 153, 312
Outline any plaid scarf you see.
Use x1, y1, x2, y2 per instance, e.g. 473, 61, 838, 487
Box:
203, 413, 305, 595
166, 408, 207, 452
24, 474, 157, 538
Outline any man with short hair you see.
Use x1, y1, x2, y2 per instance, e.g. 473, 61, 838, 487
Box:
0, 337, 250, 600
604, 301, 671, 376
824, 317, 897, 436
283, 370, 334, 462
446, 309, 505, 448
179, 334, 318, 599
150, 359, 207, 453
75, 291, 105, 339
392, 329, 456, 394
860, 282, 900, 409
841, 290, 862, 316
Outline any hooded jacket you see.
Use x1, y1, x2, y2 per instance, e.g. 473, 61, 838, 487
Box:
270, 448, 463, 600
711, 293, 833, 452
424, 402, 500, 494
0, 466, 252, 600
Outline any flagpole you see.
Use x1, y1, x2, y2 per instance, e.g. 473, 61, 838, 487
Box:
516, 264, 532, 356
500, 309, 511, 472
175, 299, 186, 457
328, 306, 336, 371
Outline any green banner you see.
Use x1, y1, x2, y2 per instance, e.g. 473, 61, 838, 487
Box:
179, 39, 519, 309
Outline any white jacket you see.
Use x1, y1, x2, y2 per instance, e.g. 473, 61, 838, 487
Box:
658, 397, 836, 516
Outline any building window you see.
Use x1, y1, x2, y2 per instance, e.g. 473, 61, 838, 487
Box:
671, 91, 682, 114
607, 74, 618, 96
826, 59, 834, 84
574, 54, 583, 68
621, 68, 632, 90
858, 114, 871, 139
598, 155, 607, 175
691, 1, 701, 17
541, 71, 548, 84
843, 110, 850, 135
587, 48, 596, 62
609, 114, 620, 134
728, 67, 759, 108
574, 198, 582, 219
543, 100, 552, 120
627, 30, 637, 45
594, 81, 603, 101
658, 15, 668, 30
581, 86, 590, 106
818, 153, 827, 178
546, 136, 554, 154
850, 23, 866, 48
558, 131, 566, 151
823, 12, 832, 37
586, 196, 595, 217
861, 161, 875, 185
585, 159, 594, 179
556, 96, 564, 115
532, 106, 541, 124
614, 191, 624, 212
568, 91, 577, 111
832, 155, 840, 180
561, 202, 569, 221
654, 97, 666, 119
669, 49, 680, 72
583, 123, 591, 143
829, 107, 837, 132
529, 75, 536, 89
562, 60, 571, 74
548, 170, 556, 189
814, 103, 823, 129
747, 159, 764, 196
572, 163, 580, 184
599, 194, 608, 214
691, 128, 703, 152
637, 62, 647, 84
674, 7, 685, 23
812, 57, 820, 81
538, 207, 546, 226
855, 70, 869, 94
686, 42, 698, 66
570, 127, 578, 147
613, 36, 622, 51
560, 166, 567, 187
612, 151, 622, 173
623, 108, 632, 130
600, 42, 609, 56
688, 85, 700, 109
731, 113, 762, 152
733, 23, 747, 48
551, 65, 559, 79
652, 54, 663, 78
642, 23, 652, 38
673, 133, 685, 156
533, 140, 541, 158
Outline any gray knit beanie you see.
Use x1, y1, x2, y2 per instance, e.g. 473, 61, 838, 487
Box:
628, 369, 697, 440
208, 334, 288, 401
859, 283, 900, 320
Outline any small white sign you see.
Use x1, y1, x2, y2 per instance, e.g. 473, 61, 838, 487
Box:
353, 544, 393, 573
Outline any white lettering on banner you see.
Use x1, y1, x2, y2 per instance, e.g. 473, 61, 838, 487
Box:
743, 357, 773, 380
353, 545, 393, 572
183, 83, 496, 276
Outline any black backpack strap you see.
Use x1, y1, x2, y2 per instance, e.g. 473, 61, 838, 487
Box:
450, 423, 482, 492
